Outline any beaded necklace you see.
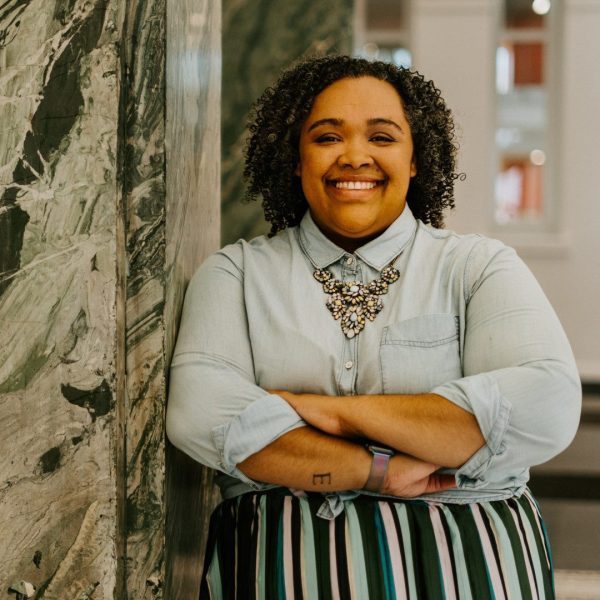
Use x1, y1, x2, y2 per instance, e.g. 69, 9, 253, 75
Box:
313, 261, 400, 338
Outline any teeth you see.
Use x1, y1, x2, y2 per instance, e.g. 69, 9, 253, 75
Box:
334, 181, 377, 190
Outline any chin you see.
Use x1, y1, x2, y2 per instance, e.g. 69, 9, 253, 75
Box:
332, 224, 379, 242
331, 212, 382, 236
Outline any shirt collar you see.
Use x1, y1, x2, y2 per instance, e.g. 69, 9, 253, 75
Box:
297, 205, 417, 271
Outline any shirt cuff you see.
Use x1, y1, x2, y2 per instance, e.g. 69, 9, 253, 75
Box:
431, 375, 512, 489
211, 393, 306, 489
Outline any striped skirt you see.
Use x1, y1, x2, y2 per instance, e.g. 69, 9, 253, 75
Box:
200, 489, 554, 599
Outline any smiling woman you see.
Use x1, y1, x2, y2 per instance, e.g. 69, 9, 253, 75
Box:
167, 55, 581, 598
296, 77, 417, 251
244, 56, 459, 235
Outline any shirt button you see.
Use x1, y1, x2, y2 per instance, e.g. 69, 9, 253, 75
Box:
346, 256, 355, 265
344, 360, 354, 370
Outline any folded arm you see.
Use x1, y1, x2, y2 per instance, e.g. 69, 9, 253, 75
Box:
238, 426, 455, 496
272, 390, 484, 468
273, 240, 581, 488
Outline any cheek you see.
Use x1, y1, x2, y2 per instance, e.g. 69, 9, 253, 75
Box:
300, 156, 327, 182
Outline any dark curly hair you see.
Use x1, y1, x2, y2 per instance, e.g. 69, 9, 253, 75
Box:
244, 55, 462, 234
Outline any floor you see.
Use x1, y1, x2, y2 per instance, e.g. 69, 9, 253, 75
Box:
555, 570, 600, 599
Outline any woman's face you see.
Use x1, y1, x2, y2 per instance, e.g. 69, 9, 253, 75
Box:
296, 76, 416, 251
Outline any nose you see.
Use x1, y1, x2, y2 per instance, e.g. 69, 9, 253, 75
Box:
337, 140, 373, 169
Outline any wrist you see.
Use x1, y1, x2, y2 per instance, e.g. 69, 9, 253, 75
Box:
363, 444, 394, 493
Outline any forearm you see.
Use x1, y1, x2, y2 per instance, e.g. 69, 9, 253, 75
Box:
344, 393, 484, 467
238, 424, 456, 497
237, 426, 371, 492
280, 392, 484, 468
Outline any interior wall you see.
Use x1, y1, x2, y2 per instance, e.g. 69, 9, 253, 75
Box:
412, 0, 600, 380
526, 0, 600, 380
0, 1, 125, 596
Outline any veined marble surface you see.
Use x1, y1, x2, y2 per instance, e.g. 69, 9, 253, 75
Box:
0, 0, 222, 597
164, 1, 221, 596
120, 0, 168, 596
0, 0, 123, 597
221, 0, 353, 245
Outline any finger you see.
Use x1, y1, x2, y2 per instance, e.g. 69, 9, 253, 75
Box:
425, 474, 456, 494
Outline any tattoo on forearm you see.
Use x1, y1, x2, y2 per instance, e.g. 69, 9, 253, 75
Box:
312, 472, 331, 485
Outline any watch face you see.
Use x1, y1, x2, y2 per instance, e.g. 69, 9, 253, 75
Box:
367, 444, 394, 456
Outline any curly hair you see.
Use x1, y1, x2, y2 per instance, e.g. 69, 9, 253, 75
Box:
244, 55, 461, 234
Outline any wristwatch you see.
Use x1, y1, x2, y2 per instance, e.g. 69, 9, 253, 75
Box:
363, 444, 394, 493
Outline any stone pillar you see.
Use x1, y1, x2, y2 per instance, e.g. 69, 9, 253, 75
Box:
221, 0, 354, 245
0, 0, 220, 598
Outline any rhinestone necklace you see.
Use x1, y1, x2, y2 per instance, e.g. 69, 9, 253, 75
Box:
313, 260, 400, 338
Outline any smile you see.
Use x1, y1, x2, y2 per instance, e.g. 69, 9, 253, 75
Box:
331, 180, 382, 190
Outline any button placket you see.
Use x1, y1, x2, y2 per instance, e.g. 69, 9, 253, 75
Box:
341, 257, 357, 279
338, 334, 358, 395
338, 260, 360, 395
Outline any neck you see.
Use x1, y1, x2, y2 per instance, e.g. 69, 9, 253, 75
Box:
311, 219, 382, 254
326, 233, 373, 253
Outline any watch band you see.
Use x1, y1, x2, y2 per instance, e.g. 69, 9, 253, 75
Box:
363, 444, 394, 493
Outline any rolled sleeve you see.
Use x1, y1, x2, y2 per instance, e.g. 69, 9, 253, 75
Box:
166, 248, 305, 488
212, 393, 305, 486
432, 239, 581, 488
432, 375, 511, 488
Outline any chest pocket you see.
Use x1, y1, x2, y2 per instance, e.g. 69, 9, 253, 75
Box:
380, 314, 462, 394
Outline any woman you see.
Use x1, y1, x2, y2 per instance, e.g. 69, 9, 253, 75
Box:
167, 55, 581, 599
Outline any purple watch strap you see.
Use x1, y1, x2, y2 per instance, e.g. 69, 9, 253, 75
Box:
363, 448, 392, 493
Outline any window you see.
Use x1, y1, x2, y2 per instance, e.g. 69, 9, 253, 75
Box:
494, 0, 556, 228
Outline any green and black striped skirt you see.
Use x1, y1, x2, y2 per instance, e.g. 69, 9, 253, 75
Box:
200, 489, 554, 599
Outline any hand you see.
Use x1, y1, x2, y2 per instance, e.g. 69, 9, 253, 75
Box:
268, 389, 349, 438
382, 454, 456, 497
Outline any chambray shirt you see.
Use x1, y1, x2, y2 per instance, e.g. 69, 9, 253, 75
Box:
167, 206, 581, 516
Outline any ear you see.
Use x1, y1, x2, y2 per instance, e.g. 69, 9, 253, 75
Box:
410, 156, 417, 178
294, 162, 301, 177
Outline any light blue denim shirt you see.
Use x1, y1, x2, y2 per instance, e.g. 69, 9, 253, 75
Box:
167, 206, 581, 517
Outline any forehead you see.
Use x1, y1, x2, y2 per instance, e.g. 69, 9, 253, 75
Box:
308, 76, 406, 120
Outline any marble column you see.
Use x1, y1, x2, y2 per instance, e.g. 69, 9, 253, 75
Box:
221, 0, 354, 245
0, 0, 220, 598
163, 2, 221, 598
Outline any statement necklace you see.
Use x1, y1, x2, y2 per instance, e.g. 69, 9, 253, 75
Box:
313, 261, 400, 338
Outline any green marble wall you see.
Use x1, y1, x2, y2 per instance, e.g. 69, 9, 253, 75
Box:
0, 0, 221, 597
0, 2, 125, 596
221, 0, 354, 245
164, 1, 222, 597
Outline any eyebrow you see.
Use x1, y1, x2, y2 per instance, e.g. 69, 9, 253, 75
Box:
368, 118, 403, 132
307, 118, 343, 132
307, 117, 404, 133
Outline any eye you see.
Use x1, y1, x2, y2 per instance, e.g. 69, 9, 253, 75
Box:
315, 134, 340, 143
370, 134, 395, 143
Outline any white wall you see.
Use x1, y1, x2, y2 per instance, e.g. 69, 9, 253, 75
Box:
411, 0, 600, 380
